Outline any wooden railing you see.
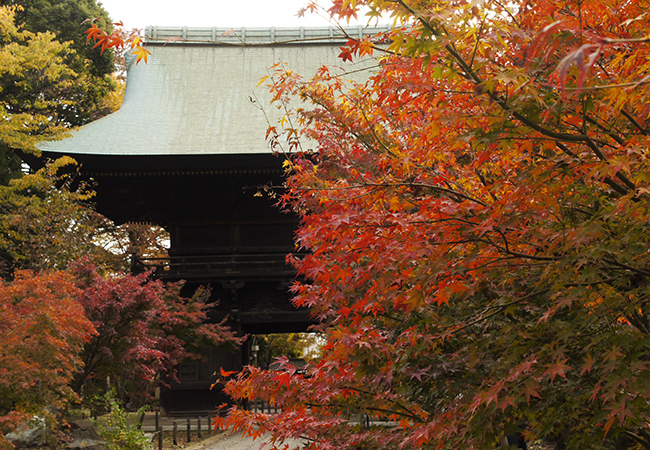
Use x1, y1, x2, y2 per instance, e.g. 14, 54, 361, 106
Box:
133, 253, 298, 280
249, 400, 281, 414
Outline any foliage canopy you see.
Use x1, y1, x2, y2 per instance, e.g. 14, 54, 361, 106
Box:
0, 5, 76, 156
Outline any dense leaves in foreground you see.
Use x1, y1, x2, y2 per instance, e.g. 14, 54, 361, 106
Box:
215, 0, 650, 449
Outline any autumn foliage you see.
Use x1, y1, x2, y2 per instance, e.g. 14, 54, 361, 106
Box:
0, 270, 94, 447
213, 0, 650, 449
84, 20, 150, 64
72, 263, 241, 406
0, 158, 123, 278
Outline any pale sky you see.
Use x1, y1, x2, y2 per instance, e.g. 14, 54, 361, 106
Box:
97, 0, 364, 30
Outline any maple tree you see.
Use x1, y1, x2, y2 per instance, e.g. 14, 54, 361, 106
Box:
5, 0, 119, 121
71, 262, 241, 407
0, 270, 95, 448
209, 1, 650, 449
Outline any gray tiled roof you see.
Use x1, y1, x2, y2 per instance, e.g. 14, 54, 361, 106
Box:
39, 26, 384, 156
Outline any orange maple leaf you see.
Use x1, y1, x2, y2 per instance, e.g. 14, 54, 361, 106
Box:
339, 47, 353, 63
220, 367, 236, 377
84, 24, 106, 43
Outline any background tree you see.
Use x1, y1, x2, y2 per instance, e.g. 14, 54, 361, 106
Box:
0, 1, 118, 185
254, 333, 312, 369
0, 0, 116, 124
2, 0, 115, 77
0, 157, 124, 278
0, 270, 95, 448
214, 1, 650, 449
0, 5, 75, 168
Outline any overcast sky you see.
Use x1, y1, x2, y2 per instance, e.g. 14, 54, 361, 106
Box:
97, 0, 362, 30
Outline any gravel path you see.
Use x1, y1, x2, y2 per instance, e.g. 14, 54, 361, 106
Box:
185, 432, 304, 450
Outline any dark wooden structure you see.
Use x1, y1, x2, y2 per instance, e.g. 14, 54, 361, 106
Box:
72, 152, 305, 334
91, 153, 304, 413
37, 25, 383, 413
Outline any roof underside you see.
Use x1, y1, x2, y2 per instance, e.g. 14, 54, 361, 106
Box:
39, 26, 383, 157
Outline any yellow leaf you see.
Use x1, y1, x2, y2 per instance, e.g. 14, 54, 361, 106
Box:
131, 45, 151, 64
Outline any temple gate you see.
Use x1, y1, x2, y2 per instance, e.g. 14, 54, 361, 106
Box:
36, 25, 383, 413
